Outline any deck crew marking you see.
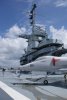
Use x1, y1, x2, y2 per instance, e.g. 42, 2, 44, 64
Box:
0, 81, 30, 100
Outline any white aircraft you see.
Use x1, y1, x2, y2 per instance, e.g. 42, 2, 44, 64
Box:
19, 56, 67, 84
19, 56, 67, 71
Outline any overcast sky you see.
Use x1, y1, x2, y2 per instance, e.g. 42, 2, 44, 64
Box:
0, 0, 67, 68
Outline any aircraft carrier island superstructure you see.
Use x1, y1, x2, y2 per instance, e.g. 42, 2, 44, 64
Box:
19, 4, 67, 65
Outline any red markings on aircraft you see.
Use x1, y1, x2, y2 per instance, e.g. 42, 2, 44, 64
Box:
52, 58, 60, 66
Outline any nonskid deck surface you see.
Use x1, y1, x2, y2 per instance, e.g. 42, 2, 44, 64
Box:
0, 70, 67, 100
0, 88, 13, 100
49, 81, 67, 89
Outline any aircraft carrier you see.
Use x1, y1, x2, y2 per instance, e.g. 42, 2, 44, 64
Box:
19, 4, 67, 65
0, 4, 67, 100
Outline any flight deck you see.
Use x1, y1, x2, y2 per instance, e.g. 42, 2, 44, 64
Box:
0, 70, 67, 100
0, 89, 13, 100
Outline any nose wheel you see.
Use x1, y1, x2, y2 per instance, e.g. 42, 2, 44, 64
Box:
43, 80, 48, 85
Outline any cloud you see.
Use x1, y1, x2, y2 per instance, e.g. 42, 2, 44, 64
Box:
55, 0, 67, 7
1, 24, 67, 68
27, 0, 34, 3
0, 24, 46, 68
39, 0, 67, 7
50, 25, 67, 47
37, 0, 52, 6
5, 24, 26, 38
0, 25, 27, 68
16, 0, 34, 3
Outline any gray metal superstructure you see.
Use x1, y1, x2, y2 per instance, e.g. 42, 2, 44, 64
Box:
19, 4, 67, 65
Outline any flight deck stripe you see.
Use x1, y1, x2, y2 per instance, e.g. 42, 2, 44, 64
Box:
0, 81, 30, 100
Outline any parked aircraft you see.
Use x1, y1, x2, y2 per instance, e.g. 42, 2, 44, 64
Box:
19, 56, 67, 71
19, 56, 67, 84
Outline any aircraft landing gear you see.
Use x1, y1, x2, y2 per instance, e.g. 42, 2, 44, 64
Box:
64, 74, 67, 83
43, 80, 48, 85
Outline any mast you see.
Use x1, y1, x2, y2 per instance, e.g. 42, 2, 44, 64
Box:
29, 3, 37, 35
